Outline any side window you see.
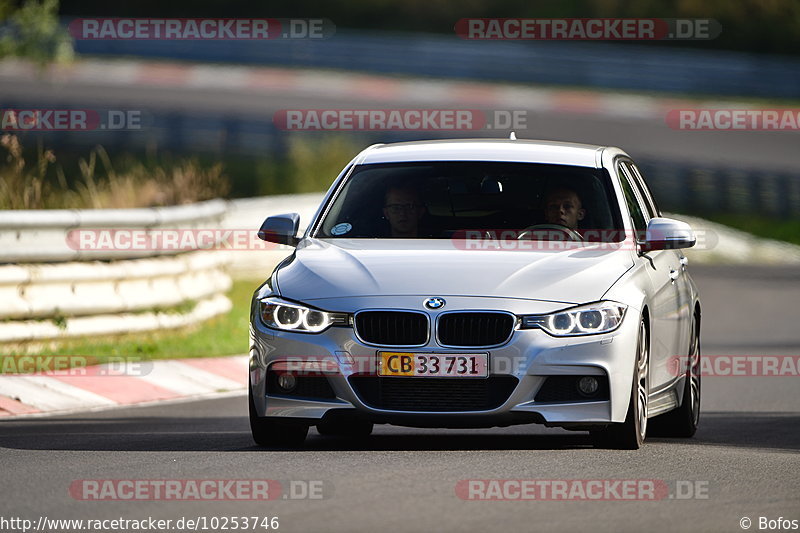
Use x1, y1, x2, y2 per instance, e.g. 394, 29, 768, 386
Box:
617, 162, 647, 234
625, 162, 660, 217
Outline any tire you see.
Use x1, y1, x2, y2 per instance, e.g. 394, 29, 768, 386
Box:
317, 419, 374, 438
249, 384, 308, 448
650, 316, 700, 438
592, 317, 649, 450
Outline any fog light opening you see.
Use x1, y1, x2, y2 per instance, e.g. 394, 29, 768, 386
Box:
277, 373, 297, 392
577, 376, 599, 397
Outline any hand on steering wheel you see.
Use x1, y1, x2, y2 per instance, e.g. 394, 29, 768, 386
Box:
516, 224, 583, 241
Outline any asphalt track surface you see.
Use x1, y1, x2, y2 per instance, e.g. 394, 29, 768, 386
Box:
1, 72, 799, 172
1, 265, 798, 533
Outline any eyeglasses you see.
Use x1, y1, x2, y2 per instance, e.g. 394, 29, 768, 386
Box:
384, 203, 423, 214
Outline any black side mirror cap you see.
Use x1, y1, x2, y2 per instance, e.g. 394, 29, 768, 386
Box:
258, 213, 301, 246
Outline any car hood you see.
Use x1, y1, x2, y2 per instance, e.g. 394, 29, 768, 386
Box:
275, 238, 634, 305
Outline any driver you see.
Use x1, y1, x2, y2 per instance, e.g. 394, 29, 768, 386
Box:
544, 187, 586, 231
383, 185, 426, 238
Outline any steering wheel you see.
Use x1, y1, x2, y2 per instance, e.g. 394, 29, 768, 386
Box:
516, 224, 583, 242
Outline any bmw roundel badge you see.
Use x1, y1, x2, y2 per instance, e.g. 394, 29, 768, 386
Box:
424, 297, 446, 310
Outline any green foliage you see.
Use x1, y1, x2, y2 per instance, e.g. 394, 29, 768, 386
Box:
0, 134, 230, 209
700, 213, 800, 246
0, 0, 74, 65
256, 135, 363, 196
51, 312, 67, 330
0, 133, 361, 208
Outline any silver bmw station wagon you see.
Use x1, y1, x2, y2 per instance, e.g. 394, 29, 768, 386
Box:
249, 139, 701, 449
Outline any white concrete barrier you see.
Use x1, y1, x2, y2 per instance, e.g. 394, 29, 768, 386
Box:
0, 293, 232, 343
0, 199, 227, 263
0, 251, 231, 321
0, 200, 233, 343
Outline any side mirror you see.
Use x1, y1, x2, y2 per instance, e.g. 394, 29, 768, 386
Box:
641, 217, 696, 251
258, 213, 300, 246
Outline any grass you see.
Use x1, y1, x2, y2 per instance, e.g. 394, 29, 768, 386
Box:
0, 278, 262, 371
0, 133, 361, 208
254, 134, 364, 196
697, 213, 800, 246
0, 134, 230, 209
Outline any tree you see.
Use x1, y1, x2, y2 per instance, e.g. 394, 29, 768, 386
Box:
0, 0, 74, 65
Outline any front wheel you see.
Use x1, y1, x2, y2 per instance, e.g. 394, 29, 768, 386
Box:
592, 318, 649, 450
249, 384, 308, 447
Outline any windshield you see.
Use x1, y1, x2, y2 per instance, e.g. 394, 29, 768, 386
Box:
314, 161, 624, 241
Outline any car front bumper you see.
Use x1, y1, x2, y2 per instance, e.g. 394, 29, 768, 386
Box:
249, 304, 640, 428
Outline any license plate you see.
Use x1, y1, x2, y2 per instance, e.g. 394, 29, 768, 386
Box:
378, 352, 488, 378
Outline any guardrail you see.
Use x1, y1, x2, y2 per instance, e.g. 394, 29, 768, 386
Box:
73, 29, 800, 99
0, 200, 233, 343
0, 199, 227, 263
637, 162, 800, 219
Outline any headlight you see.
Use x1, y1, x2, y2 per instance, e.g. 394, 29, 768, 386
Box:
520, 301, 627, 336
259, 297, 349, 333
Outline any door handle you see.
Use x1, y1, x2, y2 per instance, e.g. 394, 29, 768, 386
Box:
679, 256, 689, 269
669, 268, 680, 281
